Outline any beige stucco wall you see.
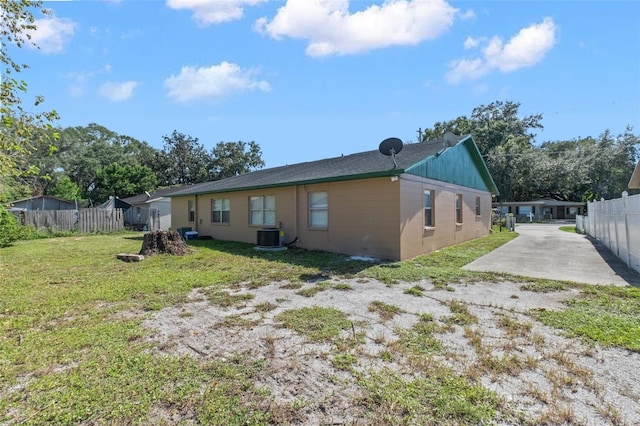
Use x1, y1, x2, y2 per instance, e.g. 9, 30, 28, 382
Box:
170, 174, 492, 261
399, 174, 492, 260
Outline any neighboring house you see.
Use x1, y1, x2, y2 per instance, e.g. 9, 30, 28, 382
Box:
493, 200, 586, 222
169, 134, 499, 261
121, 188, 176, 231
8, 195, 76, 211
629, 162, 640, 189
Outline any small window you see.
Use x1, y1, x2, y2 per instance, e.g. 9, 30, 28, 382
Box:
211, 198, 230, 224
309, 191, 328, 228
475, 196, 481, 216
424, 190, 434, 227
456, 194, 463, 224
250, 195, 275, 226
188, 200, 195, 222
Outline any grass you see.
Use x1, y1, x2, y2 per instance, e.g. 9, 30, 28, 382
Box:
533, 285, 640, 352
368, 301, 404, 321
559, 225, 577, 233
363, 226, 517, 287
3, 227, 638, 423
275, 306, 351, 342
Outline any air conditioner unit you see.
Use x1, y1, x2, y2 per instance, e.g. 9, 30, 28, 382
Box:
257, 228, 281, 247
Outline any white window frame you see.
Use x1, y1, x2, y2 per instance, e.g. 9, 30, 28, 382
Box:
211, 198, 230, 224
309, 191, 328, 228
475, 196, 481, 217
456, 194, 463, 224
424, 190, 434, 228
249, 195, 276, 226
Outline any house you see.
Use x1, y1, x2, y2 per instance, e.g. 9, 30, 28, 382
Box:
169, 134, 499, 261
8, 195, 76, 211
629, 162, 640, 189
121, 187, 176, 231
493, 200, 586, 222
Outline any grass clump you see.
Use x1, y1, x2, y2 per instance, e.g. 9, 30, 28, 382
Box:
358, 367, 500, 425
368, 301, 404, 321
203, 289, 255, 307
533, 285, 640, 352
395, 313, 442, 356
276, 306, 351, 342
404, 285, 425, 297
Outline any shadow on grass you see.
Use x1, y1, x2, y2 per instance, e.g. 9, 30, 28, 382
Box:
185, 238, 378, 277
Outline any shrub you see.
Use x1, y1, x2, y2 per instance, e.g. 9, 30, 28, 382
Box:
0, 205, 25, 247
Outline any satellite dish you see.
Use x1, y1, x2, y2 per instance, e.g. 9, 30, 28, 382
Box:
443, 132, 457, 147
379, 137, 404, 156
379, 137, 403, 169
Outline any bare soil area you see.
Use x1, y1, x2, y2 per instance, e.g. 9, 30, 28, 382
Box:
142, 278, 640, 425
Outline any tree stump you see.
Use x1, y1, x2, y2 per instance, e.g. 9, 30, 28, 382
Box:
139, 230, 189, 256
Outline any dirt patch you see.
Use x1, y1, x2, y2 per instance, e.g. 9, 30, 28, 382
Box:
142, 278, 640, 425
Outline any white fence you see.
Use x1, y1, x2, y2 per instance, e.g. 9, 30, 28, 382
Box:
578, 193, 640, 274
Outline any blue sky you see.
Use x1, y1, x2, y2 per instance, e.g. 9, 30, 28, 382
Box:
12, 0, 640, 168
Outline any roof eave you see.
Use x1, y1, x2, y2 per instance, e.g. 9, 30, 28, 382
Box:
167, 170, 402, 197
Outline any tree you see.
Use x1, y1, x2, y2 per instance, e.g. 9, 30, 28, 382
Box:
420, 100, 544, 201
55, 124, 158, 202
158, 131, 212, 186
209, 141, 265, 179
49, 176, 81, 201
1, 0, 59, 196
91, 163, 157, 204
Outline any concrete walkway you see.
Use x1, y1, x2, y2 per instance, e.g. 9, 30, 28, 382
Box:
463, 223, 640, 287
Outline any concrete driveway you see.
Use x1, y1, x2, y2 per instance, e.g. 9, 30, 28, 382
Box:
463, 223, 640, 286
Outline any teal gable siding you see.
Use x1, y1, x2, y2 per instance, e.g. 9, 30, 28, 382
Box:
405, 137, 499, 195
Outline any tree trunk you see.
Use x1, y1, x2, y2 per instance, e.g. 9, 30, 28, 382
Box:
139, 230, 189, 256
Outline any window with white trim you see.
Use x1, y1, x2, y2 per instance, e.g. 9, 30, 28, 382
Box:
456, 194, 463, 223
211, 198, 230, 224
424, 190, 434, 227
188, 200, 195, 222
249, 195, 275, 226
309, 191, 328, 228
475, 196, 481, 216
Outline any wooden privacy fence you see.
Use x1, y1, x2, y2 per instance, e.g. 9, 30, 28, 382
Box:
578, 192, 640, 274
20, 208, 124, 233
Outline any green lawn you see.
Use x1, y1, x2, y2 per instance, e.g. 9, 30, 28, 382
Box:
1, 228, 638, 424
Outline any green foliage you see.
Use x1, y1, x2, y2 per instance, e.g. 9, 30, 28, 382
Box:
210, 141, 265, 179
158, 130, 212, 186
91, 163, 157, 203
48, 175, 81, 200
534, 285, 640, 352
0, 205, 24, 247
1, 0, 59, 181
420, 100, 639, 202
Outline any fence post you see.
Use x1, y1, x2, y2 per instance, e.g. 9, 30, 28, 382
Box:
622, 191, 632, 268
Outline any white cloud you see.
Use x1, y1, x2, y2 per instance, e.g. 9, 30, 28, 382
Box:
164, 62, 271, 102
99, 81, 139, 102
446, 17, 557, 84
256, 0, 458, 57
463, 36, 480, 50
166, 0, 267, 25
67, 71, 92, 97
26, 16, 76, 54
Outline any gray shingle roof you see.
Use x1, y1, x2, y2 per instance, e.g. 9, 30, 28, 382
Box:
168, 136, 467, 197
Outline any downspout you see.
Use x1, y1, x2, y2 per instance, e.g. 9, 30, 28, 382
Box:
194, 194, 199, 233
293, 185, 298, 241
